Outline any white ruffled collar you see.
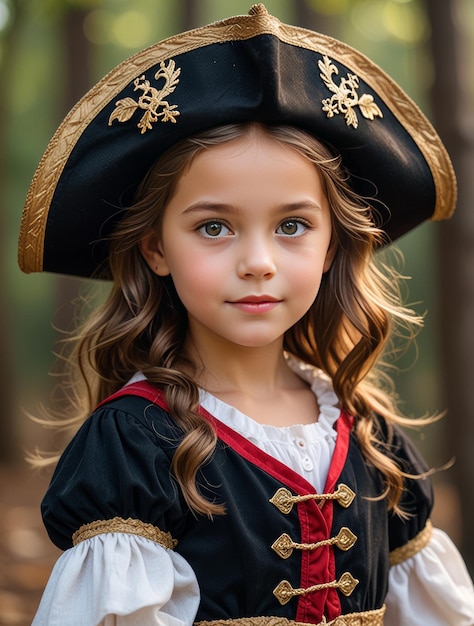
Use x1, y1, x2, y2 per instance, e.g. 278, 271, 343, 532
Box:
199, 356, 340, 444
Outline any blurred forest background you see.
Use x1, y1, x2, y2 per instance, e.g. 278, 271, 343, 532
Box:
0, 0, 473, 623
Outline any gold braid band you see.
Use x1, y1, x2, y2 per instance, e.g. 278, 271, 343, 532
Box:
72, 516, 177, 549
389, 519, 433, 566
196, 605, 386, 626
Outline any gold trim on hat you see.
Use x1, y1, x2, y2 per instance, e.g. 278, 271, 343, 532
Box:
71, 516, 177, 549
19, 4, 456, 274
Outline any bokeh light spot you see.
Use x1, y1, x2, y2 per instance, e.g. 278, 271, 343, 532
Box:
0, 0, 11, 33
110, 10, 152, 49
351, 0, 388, 42
383, 1, 429, 43
83, 9, 112, 46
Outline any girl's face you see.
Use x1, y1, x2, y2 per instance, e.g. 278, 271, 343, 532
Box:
141, 129, 336, 354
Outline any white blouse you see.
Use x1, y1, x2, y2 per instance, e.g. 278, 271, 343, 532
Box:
32, 364, 474, 625
199, 360, 340, 494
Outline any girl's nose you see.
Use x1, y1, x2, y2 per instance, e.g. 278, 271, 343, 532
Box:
236, 236, 277, 279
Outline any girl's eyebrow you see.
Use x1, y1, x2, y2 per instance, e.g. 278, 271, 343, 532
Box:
182, 202, 233, 215
181, 200, 323, 215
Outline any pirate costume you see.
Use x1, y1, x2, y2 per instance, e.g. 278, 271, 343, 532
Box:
18, 5, 474, 625
31, 360, 473, 625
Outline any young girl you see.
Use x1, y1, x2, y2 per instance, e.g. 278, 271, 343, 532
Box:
18, 5, 474, 626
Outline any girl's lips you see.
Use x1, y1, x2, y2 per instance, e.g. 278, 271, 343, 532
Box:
228, 296, 282, 313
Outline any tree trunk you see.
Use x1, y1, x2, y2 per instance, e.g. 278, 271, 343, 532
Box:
182, 0, 201, 31
294, 0, 336, 33
0, 1, 26, 463
427, 0, 474, 574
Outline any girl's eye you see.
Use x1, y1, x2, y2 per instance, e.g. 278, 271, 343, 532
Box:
198, 221, 231, 238
277, 220, 308, 236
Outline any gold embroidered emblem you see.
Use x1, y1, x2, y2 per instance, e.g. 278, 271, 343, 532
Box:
108, 59, 181, 134
318, 55, 383, 129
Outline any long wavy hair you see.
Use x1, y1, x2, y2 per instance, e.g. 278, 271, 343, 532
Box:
35, 122, 426, 517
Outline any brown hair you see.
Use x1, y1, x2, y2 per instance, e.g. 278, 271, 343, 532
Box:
34, 123, 425, 517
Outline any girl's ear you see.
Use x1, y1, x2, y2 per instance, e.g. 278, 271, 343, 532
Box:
139, 232, 171, 276
323, 237, 338, 273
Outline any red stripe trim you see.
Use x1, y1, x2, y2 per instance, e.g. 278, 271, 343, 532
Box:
295, 411, 352, 623
321, 412, 353, 620
325, 412, 353, 493
97, 380, 165, 409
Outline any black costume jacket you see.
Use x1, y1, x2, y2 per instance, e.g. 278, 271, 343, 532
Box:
41, 381, 433, 624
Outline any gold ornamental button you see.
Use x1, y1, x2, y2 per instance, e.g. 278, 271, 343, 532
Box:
338, 572, 359, 596
333, 484, 356, 508
271, 533, 294, 559
335, 527, 357, 551
269, 487, 294, 514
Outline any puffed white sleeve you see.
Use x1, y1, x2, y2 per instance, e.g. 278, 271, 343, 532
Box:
385, 525, 474, 626
32, 533, 200, 626
383, 423, 474, 625
32, 397, 202, 625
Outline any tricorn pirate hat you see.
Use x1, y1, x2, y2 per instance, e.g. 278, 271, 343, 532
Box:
18, 4, 456, 278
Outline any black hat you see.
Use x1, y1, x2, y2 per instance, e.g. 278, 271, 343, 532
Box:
18, 4, 456, 278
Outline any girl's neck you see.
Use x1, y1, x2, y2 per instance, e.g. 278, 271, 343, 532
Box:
184, 338, 320, 427
185, 332, 286, 388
